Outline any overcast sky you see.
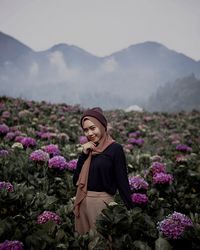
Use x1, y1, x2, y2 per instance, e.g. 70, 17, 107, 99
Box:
0, 0, 200, 60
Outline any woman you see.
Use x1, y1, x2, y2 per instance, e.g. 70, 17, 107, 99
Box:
73, 107, 133, 235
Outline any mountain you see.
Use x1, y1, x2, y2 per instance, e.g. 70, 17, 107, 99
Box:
0, 31, 200, 111
0, 32, 33, 65
147, 73, 200, 112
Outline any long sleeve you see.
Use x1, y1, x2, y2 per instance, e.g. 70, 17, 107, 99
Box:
73, 153, 88, 186
113, 144, 133, 209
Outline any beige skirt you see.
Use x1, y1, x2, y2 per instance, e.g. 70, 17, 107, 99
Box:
75, 191, 114, 235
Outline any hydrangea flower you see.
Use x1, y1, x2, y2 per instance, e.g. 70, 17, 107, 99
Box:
127, 138, 144, 146
66, 159, 77, 171
0, 124, 9, 135
153, 173, 173, 185
11, 142, 23, 149
128, 131, 141, 138
21, 137, 37, 148
0, 149, 9, 158
131, 193, 148, 205
176, 144, 192, 153
0, 240, 24, 250
150, 162, 166, 175
158, 212, 193, 239
14, 136, 25, 143
37, 211, 61, 225
42, 144, 60, 156
0, 181, 14, 192
30, 150, 49, 163
129, 176, 149, 191
5, 132, 16, 141
48, 156, 67, 170
2, 111, 11, 118
79, 136, 88, 144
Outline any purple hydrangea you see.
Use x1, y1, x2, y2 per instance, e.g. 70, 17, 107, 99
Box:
14, 136, 25, 143
39, 132, 54, 140
153, 173, 173, 185
0, 150, 9, 158
66, 159, 77, 171
0, 240, 24, 250
5, 132, 16, 141
129, 176, 149, 191
0, 181, 14, 192
176, 144, 192, 153
128, 131, 141, 138
2, 111, 11, 118
21, 137, 37, 148
79, 136, 88, 144
48, 156, 67, 170
127, 138, 144, 146
37, 211, 61, 225
0, 124, 9, 135
131, 193, 148, 205
150, 162, 166, 175
158, 212, 193, 239
29, 149, 49, 162
42, 144, 60, 156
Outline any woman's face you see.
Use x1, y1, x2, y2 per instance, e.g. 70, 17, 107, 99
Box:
83, 119, 103, 144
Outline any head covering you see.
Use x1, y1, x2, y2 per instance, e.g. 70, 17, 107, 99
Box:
74, 115, 115, 233
80, 107, 107, 129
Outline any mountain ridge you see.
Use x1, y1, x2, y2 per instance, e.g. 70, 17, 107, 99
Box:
0, 31, 200, 112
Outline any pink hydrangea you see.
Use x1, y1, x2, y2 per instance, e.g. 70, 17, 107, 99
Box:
150, 162, 166, 175
66, 159, 77, 171
131, 193, 148, 205
37, 211, 61, 225
129, 176, 149, 191
127, 138, 144, 146
30, 149, 49, 162
79, 136, 88, 144
42, 144, 60, 156
48, 156, 67, 170
0, 181, 14, 192
0, 124, 9, 135
0, 240, 24, 250
158, 212, 193, 239
21, 137, 37, 148
153, 173, 173, 185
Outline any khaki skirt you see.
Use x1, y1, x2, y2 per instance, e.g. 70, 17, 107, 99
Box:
75, 191, 114, 234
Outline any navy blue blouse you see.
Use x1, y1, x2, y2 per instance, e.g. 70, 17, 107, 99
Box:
73, 142, 133, 209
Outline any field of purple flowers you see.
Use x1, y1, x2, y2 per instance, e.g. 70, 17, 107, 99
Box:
0, 96, 200, 250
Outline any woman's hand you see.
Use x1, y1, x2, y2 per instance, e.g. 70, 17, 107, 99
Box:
82, 141, 96, 154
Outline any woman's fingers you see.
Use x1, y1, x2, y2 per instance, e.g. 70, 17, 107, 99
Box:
82, 141, 96, 154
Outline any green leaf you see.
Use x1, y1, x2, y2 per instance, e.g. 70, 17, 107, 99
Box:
155, 237, 172, 250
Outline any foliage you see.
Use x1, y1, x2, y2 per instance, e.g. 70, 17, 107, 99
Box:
0, 96, 200, 249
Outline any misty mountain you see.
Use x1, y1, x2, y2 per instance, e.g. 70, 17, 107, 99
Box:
0, 31, 200, 111
147, 73, 200, 112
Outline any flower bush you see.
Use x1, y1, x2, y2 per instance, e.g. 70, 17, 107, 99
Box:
158, 212, 193, 239
29, 149, 49, 163
0, 96, 200, 249
48, 155, 67, 170
37, 211, 61, 225
0, 240, 24, 250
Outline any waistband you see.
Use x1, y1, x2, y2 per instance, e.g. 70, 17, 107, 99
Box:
86, 191, 113, 198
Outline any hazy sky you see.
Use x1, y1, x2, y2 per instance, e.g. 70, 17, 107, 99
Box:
0, 0, 200, 60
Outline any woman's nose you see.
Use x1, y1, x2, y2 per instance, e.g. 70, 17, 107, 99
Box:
88, 129, 93, 135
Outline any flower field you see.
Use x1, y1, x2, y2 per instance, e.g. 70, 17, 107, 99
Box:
0, 96, 200, 250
